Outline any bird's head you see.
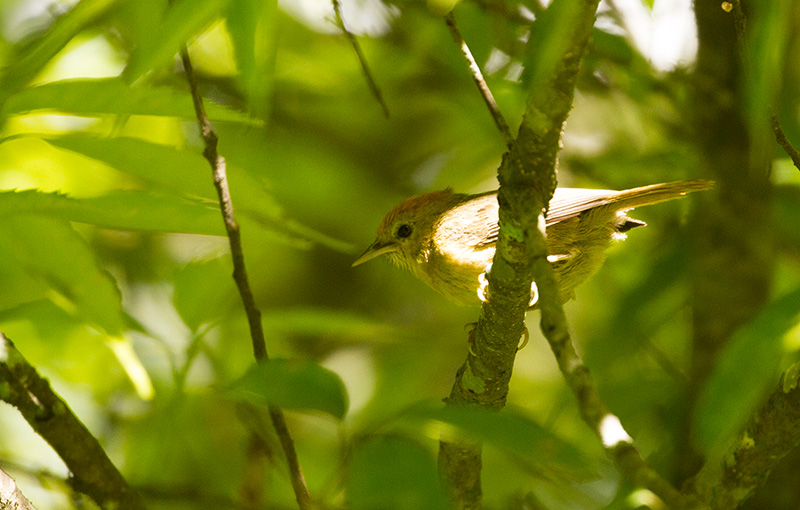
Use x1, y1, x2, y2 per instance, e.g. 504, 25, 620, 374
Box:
352, 189, 460, 271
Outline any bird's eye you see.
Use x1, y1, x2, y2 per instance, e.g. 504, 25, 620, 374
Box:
396, 224, 413, 238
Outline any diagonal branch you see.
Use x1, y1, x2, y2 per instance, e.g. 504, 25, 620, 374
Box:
0, 333, 145, 509
332, 0, 390, 118
445, 12, 514, 147
771, 114, 800, 171
178, 48, 312, 510
687, 363, 800, 509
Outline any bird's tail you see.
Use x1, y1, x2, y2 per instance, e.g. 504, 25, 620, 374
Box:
546, 179, 713, 226
609, 179, 714, 210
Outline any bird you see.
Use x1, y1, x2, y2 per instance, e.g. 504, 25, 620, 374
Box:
352, 179, 713, 308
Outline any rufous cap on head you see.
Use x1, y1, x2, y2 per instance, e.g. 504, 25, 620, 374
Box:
378, 188, 455, 233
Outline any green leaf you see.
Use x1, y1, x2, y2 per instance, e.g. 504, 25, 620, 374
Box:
0, 249, 49, 311
694, 286, 800, 455
125, 0, 231, 82
404, 403, 594, 478
173, 259, 233, 331
43, 134, 281, 214
346, 435, 448, 510
43, 135, 353, 252
0, 214, 153, 397
226, 359, 349, 419
226, 0, 278, 118
0, 0, 118, 97
44, 135, 215, 197
0, 215, 125, 335
1, 78, 255, 123
0, 189, 224, 235
76, 191, 224, 233
0, 188, 74, 217
259, 308, 397, 340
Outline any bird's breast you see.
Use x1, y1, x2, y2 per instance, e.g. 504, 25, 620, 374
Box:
411, 235, 493, 305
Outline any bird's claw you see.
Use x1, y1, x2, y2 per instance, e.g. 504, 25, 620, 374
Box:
464, 322, 478, 356
477, 272, 490, 303
528, 281, 539, 308
518, 326, 529, 350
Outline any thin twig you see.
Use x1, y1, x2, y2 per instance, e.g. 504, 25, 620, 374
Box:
536, 304, 705, 509
771, 114, 800, 171
178, 47, 312, 510
0, 333, 145, 510
730, 0, 747, 59
332, 0, 390, 118
445, 12, 514, 147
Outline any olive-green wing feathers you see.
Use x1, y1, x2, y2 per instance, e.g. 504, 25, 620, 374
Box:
474, 180, 712, 248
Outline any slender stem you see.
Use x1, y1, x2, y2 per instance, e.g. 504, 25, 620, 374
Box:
771, 114, 800, 171
445, 12, 514, 148
178, 47, 312, 510
332, 0, 390, 118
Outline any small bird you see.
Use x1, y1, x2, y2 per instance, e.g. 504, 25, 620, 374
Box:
353, 180, 713, 307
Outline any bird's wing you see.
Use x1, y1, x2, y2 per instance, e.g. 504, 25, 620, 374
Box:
474, 180, 712, 250
475, 188, 619, 247
545, 187, 621, 225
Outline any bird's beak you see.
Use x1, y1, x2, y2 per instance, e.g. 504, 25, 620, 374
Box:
352, 240, 398, 267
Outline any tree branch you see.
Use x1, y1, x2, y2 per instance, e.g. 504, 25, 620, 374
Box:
332, 0, 390, 118
178, 47, 312, 510
0, 333, 145, 509
771, 114, 800, 172
687, 363, 800, 509
439, 1, 702, 508
445, 12, 513, 147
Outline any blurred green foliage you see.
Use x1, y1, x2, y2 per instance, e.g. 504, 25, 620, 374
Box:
0, 0, 799, 509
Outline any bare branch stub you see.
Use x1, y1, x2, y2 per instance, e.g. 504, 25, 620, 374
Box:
771, 115, 800, 171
